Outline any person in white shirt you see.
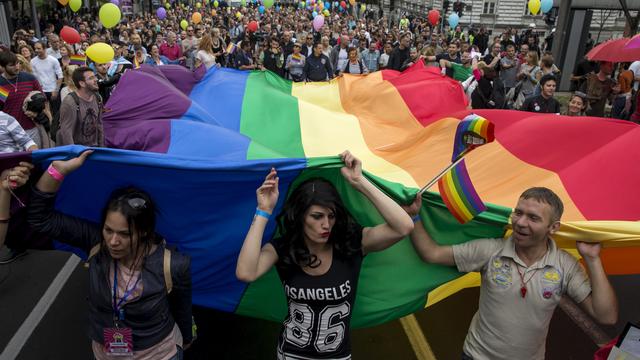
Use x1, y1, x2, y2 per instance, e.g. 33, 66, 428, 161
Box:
379, 42, 392, 69
628, 61, 640, 91
31, 41, 63, 107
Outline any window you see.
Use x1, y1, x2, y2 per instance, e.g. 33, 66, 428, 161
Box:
483, 0, 495, 14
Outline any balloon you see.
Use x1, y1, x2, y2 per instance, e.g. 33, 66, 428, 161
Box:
235, 11, 242, 19
247, 20, 258, 32
348, 0, 354, 5
318, 1, 323, 9
333, 1, 338, 7
165, 2, 170, 9
192, 12, 202, 24
325, 1, 330, 9
264, 0, 273, 8
99, 3, 121, 29
60, 26, 80, 44
211, 9, 217, 15
181, 19, 188, 30
240, 0, 246, 6
214, 0, 219, 6
196, 2, 201, 7
540, 0, 552, 13
323, 9, 329, 16
69, 0, 82, 12
156, 7, 167, 19
86, 42, 114, 63
110, 0, 119, 5
312, 14, 324, 31
427, 9, 440, 26
528, 0, 540, 15
57, 0, 69, 6
360, 3, 365, 11
312, 10, 317, 17
339, 0, 346, 8
448, 13, 459, 28
258, 5, 265, 13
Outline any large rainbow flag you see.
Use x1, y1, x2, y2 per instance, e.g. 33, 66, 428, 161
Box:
21, 63, 640, 328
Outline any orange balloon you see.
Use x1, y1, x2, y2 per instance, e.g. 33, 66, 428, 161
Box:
211, 9, 217, 16
58, 0, 69, 5
192, 11, 202, 24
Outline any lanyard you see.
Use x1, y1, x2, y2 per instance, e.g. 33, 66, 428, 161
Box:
112, 260, 142, 323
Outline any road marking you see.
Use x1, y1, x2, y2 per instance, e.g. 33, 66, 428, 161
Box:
0, 254, 80, 360
399, 314, 437, 360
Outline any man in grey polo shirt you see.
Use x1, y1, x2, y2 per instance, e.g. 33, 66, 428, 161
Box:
405, 187, 618, 360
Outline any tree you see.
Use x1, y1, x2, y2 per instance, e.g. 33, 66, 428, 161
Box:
594, 9, 615, 43
618, 0, 640, 37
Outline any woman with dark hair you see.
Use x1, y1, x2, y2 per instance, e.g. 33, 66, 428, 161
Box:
563, 92, 588, 117
28, 151, 193, 359
237, 150, 414, 360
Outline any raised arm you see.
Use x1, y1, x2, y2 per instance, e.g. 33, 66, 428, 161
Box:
338, 151, 413, 255
404, 195, 455, 266
576, 241, 618, 325
236, 168, 280, 282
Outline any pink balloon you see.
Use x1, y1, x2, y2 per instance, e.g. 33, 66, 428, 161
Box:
312, 15, 324, 31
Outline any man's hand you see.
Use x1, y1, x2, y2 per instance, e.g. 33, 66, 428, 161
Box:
576, 241, 602, 262
401, 195, 422, 217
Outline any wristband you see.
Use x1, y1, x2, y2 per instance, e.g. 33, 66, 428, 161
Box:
255, 208, 271, 220
412, 215, 421, 223
47, 164, 65, 182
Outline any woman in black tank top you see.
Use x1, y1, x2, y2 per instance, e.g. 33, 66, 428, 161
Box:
236, 151, 414, 360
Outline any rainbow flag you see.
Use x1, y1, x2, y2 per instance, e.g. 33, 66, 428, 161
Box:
452, 113, 495, 160
438, 159, 487, 224
69, 54, 86, 66
226, 42, 236, 54
0, 86, 9, 103
13, 62, 639, 329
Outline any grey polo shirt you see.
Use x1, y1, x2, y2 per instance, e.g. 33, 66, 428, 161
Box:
453, 237, 592, 360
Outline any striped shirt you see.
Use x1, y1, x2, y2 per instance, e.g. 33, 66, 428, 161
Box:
0, 72, 42, 130
0, 111, 36, 153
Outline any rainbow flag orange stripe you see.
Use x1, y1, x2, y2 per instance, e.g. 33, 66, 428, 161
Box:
0, 86, 9, 103
69, 54, 86, 66
438, 159, 487, 223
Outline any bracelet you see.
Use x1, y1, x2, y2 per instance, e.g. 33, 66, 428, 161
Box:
255, 208, 271, 220
0, 218, 9, 224
412, 215, 421, 223
47, 164, 65, 182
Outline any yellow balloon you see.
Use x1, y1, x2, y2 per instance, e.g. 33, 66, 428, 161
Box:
196, 2, 201, 8
360, 3, 365, 10
192, 12, 202, 24
99, 3, 121, 29
528, 0, 540, 15
348, 0, 355, 5
213, 0, 219, 7
69, 0, 81, 12
235, 11, 242, 19
165, 2, 170, 8
323, 9, 329, 16
86, 42, 114, 63
180, 19, 188, 30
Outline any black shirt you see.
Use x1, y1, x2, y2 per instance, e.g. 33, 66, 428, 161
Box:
387, 46, 410, 71
304, 53, 333, 81
520, 94, 561, 114
271, 225, 363, 359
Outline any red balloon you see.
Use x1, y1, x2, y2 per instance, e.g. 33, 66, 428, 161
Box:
60, 26, 81, 44
247, 20, 259, 32
339, 0, 346, 8
427, 9, 440, 26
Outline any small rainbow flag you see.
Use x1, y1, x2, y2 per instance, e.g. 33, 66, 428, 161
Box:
438, 159, 487, 224
69, 54, 87, 66
226, 42, 236, 54
0, 86, 9, 103
451, 113, 495, 161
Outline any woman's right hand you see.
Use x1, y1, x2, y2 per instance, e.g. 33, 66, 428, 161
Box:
51, 150, 93, 176
0, 162, 33, 191
256, 168, 279, 213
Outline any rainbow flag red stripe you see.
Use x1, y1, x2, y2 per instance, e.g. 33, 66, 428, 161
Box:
69, 54, 86, 66
438, 159, 487, 224
0, 86, 9, 103
452, 114, 495, 160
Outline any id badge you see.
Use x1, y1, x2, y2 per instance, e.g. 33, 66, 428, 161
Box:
103, 327, 134, 356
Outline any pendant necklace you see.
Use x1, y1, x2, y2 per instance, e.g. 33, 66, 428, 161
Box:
516, 264, 540, 298
4, 73, 19, 93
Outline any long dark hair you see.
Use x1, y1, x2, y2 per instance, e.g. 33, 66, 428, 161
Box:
100, 187, 160, 267
275, 178, 361, 269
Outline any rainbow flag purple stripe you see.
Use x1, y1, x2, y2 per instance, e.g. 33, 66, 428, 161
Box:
69, 54, 87, 66
438, 159, 487, 224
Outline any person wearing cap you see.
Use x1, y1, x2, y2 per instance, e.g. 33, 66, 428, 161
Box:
285, 42, 306, 82
520, 74, 561, 114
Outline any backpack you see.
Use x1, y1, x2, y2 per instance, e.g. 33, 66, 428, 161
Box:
51, 92, 103, 142
343, 60, 365, 74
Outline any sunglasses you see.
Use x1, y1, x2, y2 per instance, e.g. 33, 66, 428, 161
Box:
127, 197, 147, 209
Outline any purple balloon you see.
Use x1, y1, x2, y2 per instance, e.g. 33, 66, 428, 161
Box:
110, 0, 119, 5
312, 15, 324, 31
156, 7, 167, 19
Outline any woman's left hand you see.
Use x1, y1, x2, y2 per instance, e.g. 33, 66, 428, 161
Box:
0, 162, 34, 191
340, 150, 364, 187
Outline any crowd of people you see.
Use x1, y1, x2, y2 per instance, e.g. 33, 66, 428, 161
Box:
0, 2, 633, 359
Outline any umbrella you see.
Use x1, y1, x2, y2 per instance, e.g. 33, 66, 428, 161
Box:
624, 34, 640, 49
587, 37, 640, 62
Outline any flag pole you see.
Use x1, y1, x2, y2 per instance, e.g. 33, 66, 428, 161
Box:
417, 148, 470, 196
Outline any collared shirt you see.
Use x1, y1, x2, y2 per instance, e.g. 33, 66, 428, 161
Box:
0, 111, 36, 153
159, 43, 182, 61
360, 49, 380, 72
453, 237, 591, 360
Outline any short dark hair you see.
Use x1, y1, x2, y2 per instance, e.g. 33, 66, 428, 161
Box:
520, 187, 564, 222
539, 74, 557, 87
72, 66, 94, 88
0, 51, 17, 67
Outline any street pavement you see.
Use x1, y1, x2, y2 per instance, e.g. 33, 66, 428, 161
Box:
1, 249, 637, 360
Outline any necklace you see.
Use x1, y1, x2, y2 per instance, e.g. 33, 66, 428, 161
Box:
4, 73, 19, 93
516, 264, 540, 298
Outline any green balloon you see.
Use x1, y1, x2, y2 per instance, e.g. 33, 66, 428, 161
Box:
181, 19, 188, 30
263, 0, 274, 8
69, 0, 82, 12
99, 3, 121, 29
240, 0, 246, 6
